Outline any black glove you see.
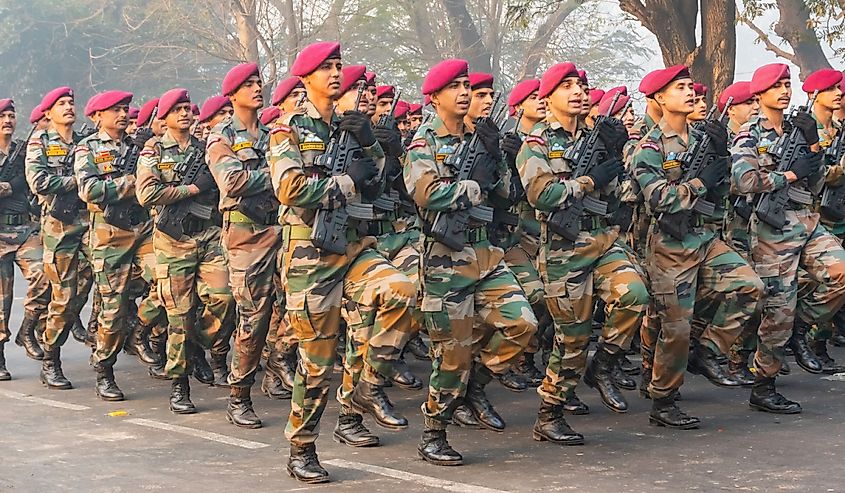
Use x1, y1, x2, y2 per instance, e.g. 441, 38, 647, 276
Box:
340, 111, 376, 147
698, 157, 728, 190
701, 119, 729, 156
374, 124, 403, 158
501, 132, 523, 166
384, 155, 403, 185
596, 118, 627, 157
346, 155, 379, 197
474, 117, 503, 162
792, 111, 819, 146
586, 158, 624, 189
470, 157, 498, 192
791, 151, 823, 180
133, 127, 153, 149
193, 171, 217, 193
8, 174, 27, 193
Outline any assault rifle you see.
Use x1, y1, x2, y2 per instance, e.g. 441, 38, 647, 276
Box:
755, 91, 819, 229
657, 99, 731, 240
368, 90, 403, 214
103, 111, 156, 230
546, 92, 620, 242
156, 144, 215, 239
0, 127, 36, 210
819, 110, 845, 220
49, 124, 96, 224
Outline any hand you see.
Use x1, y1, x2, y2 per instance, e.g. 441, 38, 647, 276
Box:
374, 124, 403, 158
586, 158, 624, 189
470, 157, 498, 192
340, 111, 376, 147
596, 118, 628, 157
698, 157, 728, 190
8, 174, 27, 193
474, 117, 503, 162
383, 155, 403, 185
193, 171, 217, 193
701, 120, 729, 156
133, 127, 153, 149
792, 111, 819, 146
346, 155, 379, 196
501, 132, 523, 166
791, 151, 823, 180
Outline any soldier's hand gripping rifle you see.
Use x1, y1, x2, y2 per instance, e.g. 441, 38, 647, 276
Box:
49, 123, 96, 224
657, 99, 732, 240
491, 104, 523, 230
819, 106, 845, 220
370, 90, 403, 214
546, 92, 622, 242
755, 91, 819, 229
156, 144, 216, 239
103, 112, 156, 230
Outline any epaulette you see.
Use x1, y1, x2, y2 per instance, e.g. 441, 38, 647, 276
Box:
74, 145, 89, 153
628, 133, 642, 141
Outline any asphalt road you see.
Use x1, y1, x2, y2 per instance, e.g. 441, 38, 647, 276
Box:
2, 291, 845, 492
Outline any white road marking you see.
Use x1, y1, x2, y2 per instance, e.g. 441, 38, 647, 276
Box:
324, 459, 510, 493
0, 389, 90, 410
126, 418, 270, 449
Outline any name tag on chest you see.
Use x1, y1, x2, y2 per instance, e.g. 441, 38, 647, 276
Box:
45, 145, 67, 157
232, 141, 253, 152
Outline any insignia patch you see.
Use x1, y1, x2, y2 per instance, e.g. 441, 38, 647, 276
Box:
662, 160, 680, 170
158, 161, 175, 170
435, 144, 456, 163
206, 137, 222, 148
100, 162, 115, 173
525, 136, 545, 146
139, 149, 156, 157
406, 139, 426, 151
640, 142, 660, 152
273, 124, 291, 134
820, 139, 832, 148
232, 140, 253, 152
757, 146, 769, 154
45, 145, 67, 157
93, 151, 115, 164
299, 142, 325, 152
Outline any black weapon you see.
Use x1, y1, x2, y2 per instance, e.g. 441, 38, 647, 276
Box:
103, 111, 156, 230
235, 128, 279, 225
546, 92, 620, 242
0, 126, 35, 182
819, 114, 845, 220
156, 144, 215, 239
754, 91, 819, 229
48, 124, 96, 224
368, 90, 403, 213
656, 99, 731, 240
491, 105, 523, 233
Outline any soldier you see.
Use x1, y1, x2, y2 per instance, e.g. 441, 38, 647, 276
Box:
29, 106, 49, 132
364, 71, 378, 117
393, 100, 411, 139
196, 95, 233, 142
630, 65, 763, 428
0, 99, 50, 380
585, 88, 605, 129
577, 70, 591, 125
272, 77, 306, 113
260, 106, 280, 127
138, 99, 166, 138
126, 106, 139, 137
688, 83, 708, 123
719, 82, 759, 139
408, 103, 424, 135
136, 88, 235, 413
405, 58, 536, 465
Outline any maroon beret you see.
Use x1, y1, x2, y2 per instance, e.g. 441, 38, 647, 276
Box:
409, 103, 423, 115
136, 98, 159, 126
750, 63, 790, 94
393, 100, 410, 119
589, 88, 605, 107
538, 62, 579, 99
157, 88, 191, 118
339, 65, 367, 95
718, 81, 754, 113
424, 95, 431, 106
508, 79, 541, 108
577, 69, 588, 86
29, 105, 44, 124
86, 90, 133, 117
128, 106, 140, 120
469, 72, 494, 90
365, 72, 376, 86
291, 41, 341, 77
272, 76, 304, 106
39, 86, 73, 112
600, 86, 627, 108
693, 83, 708, 96
259, 106, 281, 126
0, 99, 14, 114
422, 59, 469, 96
199, 95, 231, 123
191, 104, 199, 116
598, 92, 630, 116
222, 62, 260, 96
802, 68, 843, 93
638, 65, 690, 97
376, 85, 396, 100
840, 73, 845, 93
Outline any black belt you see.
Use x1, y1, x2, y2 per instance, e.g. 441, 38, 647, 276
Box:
182, 218, 213, 235
0, 213, 27, 226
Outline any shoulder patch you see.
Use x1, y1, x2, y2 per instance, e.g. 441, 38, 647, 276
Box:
271, 124, 291, 134
733, 131, 752, 144
75, 146, 89, 154
406, 139, 426, 151
627, 134, 641, 141
640, 142, 660, 152
139, 149, 156, 157
206, 136, 223, 148
525, 136, 545, 146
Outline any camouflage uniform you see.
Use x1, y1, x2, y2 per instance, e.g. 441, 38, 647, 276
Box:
25, 128, 94, 351
633, 119, 762, 400
136, 130, 235, 378
268, 103, 415, 444
732, 114, 845, 377
405, 115, 537, 426
515, 116, 648, 405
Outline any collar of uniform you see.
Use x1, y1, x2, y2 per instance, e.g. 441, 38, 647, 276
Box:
302, 100, 338, 125
430, 114, 470, 139
545, 113, 580, 139
527, 120, 546, 137
159, 130, 180, 149
813, 112, 841, 130
644, 113, 657, 131
657, 118, 693, 149
231, 113, 269, 136
96, 129, 117, 143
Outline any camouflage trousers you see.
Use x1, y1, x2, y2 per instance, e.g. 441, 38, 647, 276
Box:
266, 288, 296, 355
282, 228, 414, 444
419, 238, 536, 425
154, 227, 236, 379
89, 214, 157, 365
41, 213, 94, 350
537, 228, 648, 404
647, 229, 763, 399
336, 228, 422, 409
0, 224, 50, 345
751, 211, 845, 377
502, 242, 545, 354
221, 218, 281, 388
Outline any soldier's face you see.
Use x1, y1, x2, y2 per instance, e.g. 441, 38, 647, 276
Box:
210, 106, 233, 129
367, 85, 377, 115
35, 118, 49, 131
281, 88, 306, 114
232, 76, 264, 110
98, 104, 130, 132
303, 59, 342, 100
656, 78, 695, 115
729, 97, 759, 126
432, 77, 471, 118
816, 86, 843, 111
759, 79, 791, 110
152, 118, 167, 136
374, 96, 394, 122
689, 95, 707, 121
0, 110, 15, 137
397, 117, 409, 137
621, 106, 635, 129
580, 86, 591, 116
126, 119, 138, 136
469, 88, 495, 119
409, 114, 423, 130
519, 91, 546, 122
335, 82, 368, 114
47, 97, 76, 126
548, 77, 583, 116
165, 102, 193, 131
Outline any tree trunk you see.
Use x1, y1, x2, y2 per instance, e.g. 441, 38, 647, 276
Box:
281, 0, 301, 69
440, 0, 492, 73
232, 0, 260, 62
517, 0, 583, 79
695, 0, 735, 102
774, 0, 832, 77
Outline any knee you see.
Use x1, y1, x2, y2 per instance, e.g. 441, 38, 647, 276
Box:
388, 278, 417, 308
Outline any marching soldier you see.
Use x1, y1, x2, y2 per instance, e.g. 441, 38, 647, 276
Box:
260, 107, 280, 127
408, 103, 424, 136
719, 82, 759, 139
688, 83, 708, 123
195, 95, 233, 142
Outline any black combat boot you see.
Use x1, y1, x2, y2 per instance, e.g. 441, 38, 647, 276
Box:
465, 377, 506, 432
123, 319, 158, 365
562, 390, 590, 415
727, 351, 755, 387
351, 379, 408, 430
610, 353, 637, 390
210, 352, 230, 387
147, 330, 168, 380
392, 354, 423, 390
649, 396, 700, 429
688, 342, 741, 387
451, 404, 480, 427
0, 343, 10, 381
287, 443, 330, 484
14, 313, 43, 361
278, 347, 297, 390
788, 320, 823, 374
170, 376, 196, 414
333, 410, 379, 447
406, 334, 430, 360
584, 346, 628, 413
779, 359, 791, 375
418, 418, 462, 466
618, 354, 640, 375
188, 341, 214, 385
94, 362, 124, 401
749, 375, 802, 414
226, 386, 262, 428
497, 368, 528, 392
40, 347, 72, 389
810, 340, 845, 374
260, 365, 291, 400
70, 316, 87, 344
515, 352, 543, 387
831, 308, 845, 347
533, 401, 584, 445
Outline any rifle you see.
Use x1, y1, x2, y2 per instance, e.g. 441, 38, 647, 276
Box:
819, 113, 845, 220
155, 144, 215, 239
48, 124, 96, 224
546, 92, 621, 242
492, 105, 523, 231
236, 128, 279, 225
754, 91, 819, 229
0, 126, 35, 182
103, 111, 156, 230
369, 90, 403, 214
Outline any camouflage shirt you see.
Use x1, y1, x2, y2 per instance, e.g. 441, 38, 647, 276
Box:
74, 129, 136, 213
136, 130, 203, 208
25, 128, 77, 209
205, 115, 271, 213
